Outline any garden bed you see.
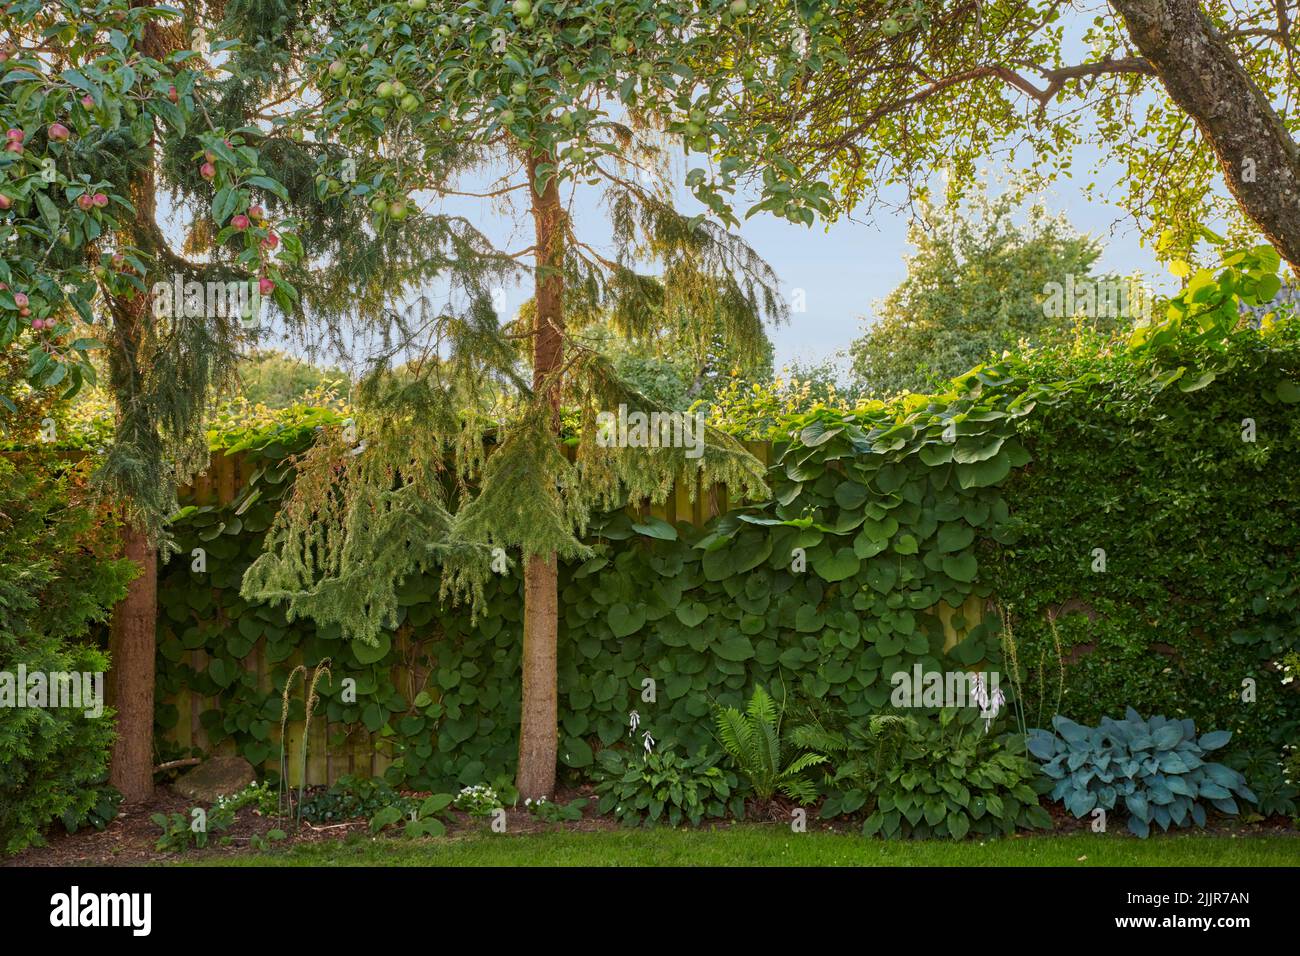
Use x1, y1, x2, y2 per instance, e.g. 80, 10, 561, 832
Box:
8, 784, 1296, 868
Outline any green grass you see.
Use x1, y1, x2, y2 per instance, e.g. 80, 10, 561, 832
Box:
188, 826, 1299, 867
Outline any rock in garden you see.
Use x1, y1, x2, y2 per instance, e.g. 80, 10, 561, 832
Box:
174, 756, 255, 803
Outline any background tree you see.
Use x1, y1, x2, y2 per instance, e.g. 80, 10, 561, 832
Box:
236, 348, 349, 408
240, 0, 805, 798
711, 0, 1300, 271
849, 188, 1129, 396
574, 302, 775, 410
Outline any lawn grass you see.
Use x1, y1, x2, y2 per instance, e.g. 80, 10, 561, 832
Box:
190, 825, 1299, 867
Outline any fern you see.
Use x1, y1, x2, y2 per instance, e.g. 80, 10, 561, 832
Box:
714, 686, 826, 804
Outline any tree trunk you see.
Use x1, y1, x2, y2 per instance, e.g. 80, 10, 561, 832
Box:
108, 525, 157, 804
1110, 0, 1300, 271
105, 6, 167, 804
516, 154, 566, 800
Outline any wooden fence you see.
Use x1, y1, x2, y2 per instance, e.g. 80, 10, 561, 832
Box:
162, 441, 787, 784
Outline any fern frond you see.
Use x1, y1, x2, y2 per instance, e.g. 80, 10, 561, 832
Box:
779, 777, 820, 805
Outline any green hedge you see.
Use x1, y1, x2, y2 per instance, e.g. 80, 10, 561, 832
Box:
154, 327, 1300, 810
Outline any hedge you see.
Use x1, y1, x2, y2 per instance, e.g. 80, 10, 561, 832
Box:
153, 322, 1300, 811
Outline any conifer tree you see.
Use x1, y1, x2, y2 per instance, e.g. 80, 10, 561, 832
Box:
239, 0, 810, 797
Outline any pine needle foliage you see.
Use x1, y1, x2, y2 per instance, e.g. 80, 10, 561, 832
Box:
239, 0, 788, 649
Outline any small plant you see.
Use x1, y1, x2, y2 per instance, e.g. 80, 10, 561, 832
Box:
213, 781, 279, 819
523, 796, 587, 824
151, 807, 233, 853
863, 707, 1051, 839
279, 659, 332, 824
593, 746, 740, 827
370, 793, 454, 837
298, 775, 415, 824
714, 685, 826, 804
791, 713, 914, 817
453, 784, 503, 817
1028, 709, 1258, 837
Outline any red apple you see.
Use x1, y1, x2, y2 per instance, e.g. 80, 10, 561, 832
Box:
81, 95, 95, 109
167, 85, 179, 103
248, 204, 264, 220
258, 277, 275, 295
200, 162, 216, 180
13, 292, 29, 308
231, 213, 250, 230
5, 128, 23, 142
92, 192, 108, 207
48, 123, 70, 142
0, 195, 11, 210
77, 194, 94, 211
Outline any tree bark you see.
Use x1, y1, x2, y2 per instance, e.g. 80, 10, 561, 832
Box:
107, 526, 157, 804
1110, 0, 1300, 270
516, 154, 566, 800
105, 6, 167, 804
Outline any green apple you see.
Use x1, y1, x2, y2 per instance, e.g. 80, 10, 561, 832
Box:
882, 17, 901, 35
729, 0, 747, 14
612, 36, 630, 53
369, 196, 388, 214
391, 80, 406, 97
499, 109, 515, 125
522, 14, 536, 27
511, 80, 528, 97
389, 201, 410, 221
437, 24, 452, 37
637, 62, 653, 78
408, 0, 427, 9
400, 93, 420, 112
512, 0, 531, 15
438, 116, 453, 131
328, 60, 346, 79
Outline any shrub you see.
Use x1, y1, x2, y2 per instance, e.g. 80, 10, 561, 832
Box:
715, 686, 827, 803
298, 774, 414, 824
862, 707, 1051, 839
593, 746, 740, 827
1028, 710, 1258, 837
0, 458, 135, 855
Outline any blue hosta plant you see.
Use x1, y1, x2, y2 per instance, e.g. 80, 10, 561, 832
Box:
1028, 709, 1257, 837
